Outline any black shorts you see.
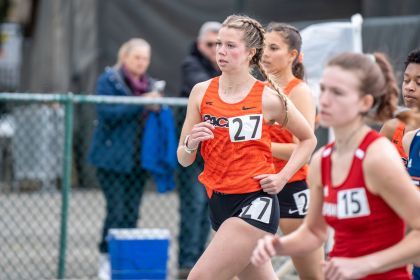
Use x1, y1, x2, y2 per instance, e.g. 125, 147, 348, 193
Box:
277, 180, 309, 219
209, 190, 280, 234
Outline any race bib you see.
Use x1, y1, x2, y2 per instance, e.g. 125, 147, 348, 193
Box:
292, 189, 310, 215
239, 197, 273, 224
228, 114, 262, 142
337, 188, 370, 219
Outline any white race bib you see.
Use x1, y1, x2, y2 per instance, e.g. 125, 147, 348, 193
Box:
292, 189, 310, 215
239, 197, 273, 224
228, 114, 263, 142
337, 188, 370, 219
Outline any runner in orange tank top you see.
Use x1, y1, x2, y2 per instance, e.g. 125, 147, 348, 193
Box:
177, 15, 317, 280
252, 52, 420, 280
380, 49, 420, 164
198, 77, 275, 196
262, 22, 323, 279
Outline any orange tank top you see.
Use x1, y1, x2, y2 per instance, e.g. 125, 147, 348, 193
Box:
391, 121, 408, 160
269, 78, 308, 182
198, 77, 275, 197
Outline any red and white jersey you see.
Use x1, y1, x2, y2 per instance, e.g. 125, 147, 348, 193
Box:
321, 130, 409, 280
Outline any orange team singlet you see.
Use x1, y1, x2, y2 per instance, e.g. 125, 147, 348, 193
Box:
198, 77, 275, 197
269, 78, 308, 182
391, 121, 408, 162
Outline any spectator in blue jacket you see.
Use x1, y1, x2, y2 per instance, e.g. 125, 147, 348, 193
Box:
177, 21, 221, 279
87, 38, 162, 280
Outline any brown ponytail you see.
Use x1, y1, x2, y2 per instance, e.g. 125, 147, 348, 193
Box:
259, 61, 289, 127
327, 52, 398, 122
292, 62, 305, 80
373, 53, 399, 122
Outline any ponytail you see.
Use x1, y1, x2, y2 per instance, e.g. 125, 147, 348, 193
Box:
258, 62, 289, 127
292, 62, 304, 80
327, 52, 399, 123
371, 53, 398, 122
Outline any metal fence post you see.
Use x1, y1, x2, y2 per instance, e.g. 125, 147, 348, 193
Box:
57, 93, 74, 279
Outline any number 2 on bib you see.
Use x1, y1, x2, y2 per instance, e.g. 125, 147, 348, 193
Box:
228, 114, 263, 142
293, 189, 310, 215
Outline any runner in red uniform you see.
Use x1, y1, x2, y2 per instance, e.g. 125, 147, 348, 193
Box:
321, 130, 407, 279
177, 14, 317, 280
251, 52, 420, 279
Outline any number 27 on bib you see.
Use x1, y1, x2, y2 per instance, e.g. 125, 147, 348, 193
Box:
228, 114, 263, 142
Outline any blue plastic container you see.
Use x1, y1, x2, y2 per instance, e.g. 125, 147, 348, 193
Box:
108, 228, 170, 280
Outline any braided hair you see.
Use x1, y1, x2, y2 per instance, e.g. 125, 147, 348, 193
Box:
222, 15, 289, 127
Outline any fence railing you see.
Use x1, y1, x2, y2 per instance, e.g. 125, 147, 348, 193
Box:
0, 93, 188, 280
0, 92, 328, 280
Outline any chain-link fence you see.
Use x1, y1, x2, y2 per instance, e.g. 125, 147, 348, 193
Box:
0, 93, 316, 280
0, 93, 197, 280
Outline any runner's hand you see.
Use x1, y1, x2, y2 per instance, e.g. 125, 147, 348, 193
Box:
251, 235, 282, 266
322, 257, 371, 280
254, 173, 288, 194
188, 121, 215, 149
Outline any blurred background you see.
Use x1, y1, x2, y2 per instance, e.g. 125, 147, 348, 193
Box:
0, 0, 419, 95
0, 0, 419, 279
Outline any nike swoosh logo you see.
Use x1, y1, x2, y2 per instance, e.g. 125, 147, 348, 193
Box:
206, 101, 213, 105
242, 106, 256, 110
288, 209, 299, 214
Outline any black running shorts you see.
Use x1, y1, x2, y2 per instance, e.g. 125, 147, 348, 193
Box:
277, 180, 309, 219
209, 190, 280, 234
